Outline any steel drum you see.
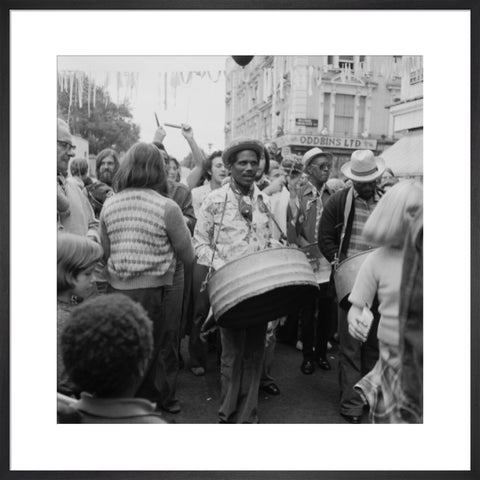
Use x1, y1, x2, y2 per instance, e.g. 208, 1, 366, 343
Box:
208, 247, 318, 329
333, 248, 377, 304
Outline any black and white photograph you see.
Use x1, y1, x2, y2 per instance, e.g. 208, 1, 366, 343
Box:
5, 7, 475, 476
55, 54, 424, 426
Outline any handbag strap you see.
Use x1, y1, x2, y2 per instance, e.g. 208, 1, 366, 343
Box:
335, 187, 354, 267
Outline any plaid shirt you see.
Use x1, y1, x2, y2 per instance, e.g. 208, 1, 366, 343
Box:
347, 189, 380, 257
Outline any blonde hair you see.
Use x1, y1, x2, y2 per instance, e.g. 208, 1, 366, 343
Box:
362, 180, 423, 248
57, 233, 103, 293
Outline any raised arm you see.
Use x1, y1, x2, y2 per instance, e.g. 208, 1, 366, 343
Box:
182, 124, 207, 190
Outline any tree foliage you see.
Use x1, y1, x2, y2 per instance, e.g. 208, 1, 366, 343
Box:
57, 77, 141, 155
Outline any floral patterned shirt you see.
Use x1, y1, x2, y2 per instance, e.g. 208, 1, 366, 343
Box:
193, 182, 273, 270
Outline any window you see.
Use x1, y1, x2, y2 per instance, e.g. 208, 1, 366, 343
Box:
334, 94, 355, 136
327, 56, 335, 65
358, 96, 366, 134
323, 93, 330, 131
339, 56, 354, 69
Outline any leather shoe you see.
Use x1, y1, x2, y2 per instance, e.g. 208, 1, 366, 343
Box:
316, 357, 331, 370
341, 413, 361, 424
301, 360, 315, 375
190, 366, 205, 376
260, 383, 281, 396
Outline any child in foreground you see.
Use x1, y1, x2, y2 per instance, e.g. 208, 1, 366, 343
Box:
57, 232, 103, 396
60, 293, 166, 423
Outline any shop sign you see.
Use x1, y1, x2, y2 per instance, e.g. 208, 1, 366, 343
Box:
295, 118, 318, 127
276, 134, 377, 150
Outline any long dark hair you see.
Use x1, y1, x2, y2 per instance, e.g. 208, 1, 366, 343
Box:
114, 142, 168, 196
95, 148, 120, 177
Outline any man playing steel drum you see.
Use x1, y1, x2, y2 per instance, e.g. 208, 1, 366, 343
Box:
319, 149, 385, 424
193, 137, 274, 424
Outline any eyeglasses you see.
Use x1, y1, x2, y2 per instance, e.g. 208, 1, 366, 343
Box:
57, 140, 76, 151
311, 162, 332, 171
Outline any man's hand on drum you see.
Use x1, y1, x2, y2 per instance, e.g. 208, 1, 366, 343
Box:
347, 305, 369, 342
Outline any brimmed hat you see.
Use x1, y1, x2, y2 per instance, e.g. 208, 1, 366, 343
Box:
341, 150, 385, 183
222, 137, 264, 166
302, 147, 333, 169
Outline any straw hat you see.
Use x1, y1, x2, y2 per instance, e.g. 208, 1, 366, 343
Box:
302, 147, 333, 169
222, 137, 264, 166
341, 150, 385, 183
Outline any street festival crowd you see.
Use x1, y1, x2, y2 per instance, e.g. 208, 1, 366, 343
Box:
57, 117, 423, 424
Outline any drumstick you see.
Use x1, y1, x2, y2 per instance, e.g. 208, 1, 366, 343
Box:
154, 112, 160, 127
164, 122, 183, 129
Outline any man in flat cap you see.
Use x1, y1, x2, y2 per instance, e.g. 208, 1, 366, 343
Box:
319, 149, 385, 423
193, 136, 274, 423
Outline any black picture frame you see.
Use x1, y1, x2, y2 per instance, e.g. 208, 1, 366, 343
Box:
1, 2, 478, 479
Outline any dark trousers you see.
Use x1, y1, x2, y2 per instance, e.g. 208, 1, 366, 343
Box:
107, 284, 173, 407
219, 322, 268, 423
337, 302, 380, 416
161, 262, 184, 406
188, 263, 210, 369
301, 282, 335, 361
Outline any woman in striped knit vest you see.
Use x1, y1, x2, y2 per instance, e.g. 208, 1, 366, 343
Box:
99, 142, 194, 414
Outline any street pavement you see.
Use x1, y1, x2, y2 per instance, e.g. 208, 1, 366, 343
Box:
160, 338, 351, 424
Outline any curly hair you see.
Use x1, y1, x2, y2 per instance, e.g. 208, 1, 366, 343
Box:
203, 150, 223, 181
61, 293, 153, 397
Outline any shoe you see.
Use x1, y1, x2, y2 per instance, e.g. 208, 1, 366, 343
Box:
260, 383, 281, 396
190, 366, 205, 376
301, 360, 315, 375
316, 357, 331, 370
341, 413, 361, 424
161, 400, 181, 414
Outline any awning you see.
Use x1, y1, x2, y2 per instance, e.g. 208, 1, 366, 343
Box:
381, 129, 423, 177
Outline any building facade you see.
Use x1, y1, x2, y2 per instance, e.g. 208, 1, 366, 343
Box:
224, 55, 402, 174
383, 55, 423, 179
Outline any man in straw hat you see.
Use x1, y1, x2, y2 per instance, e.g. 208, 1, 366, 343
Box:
319, 149, 385, 423
287, 148, 336, 376
193, 136, 275, 423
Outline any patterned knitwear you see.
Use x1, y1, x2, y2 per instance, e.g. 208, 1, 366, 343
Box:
100, 188, 183, 290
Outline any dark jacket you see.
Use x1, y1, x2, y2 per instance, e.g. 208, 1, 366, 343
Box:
398, 210, 423, 423
168, 180, 196, 234
318, 186, 382, 263
318, 187, 354, 263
